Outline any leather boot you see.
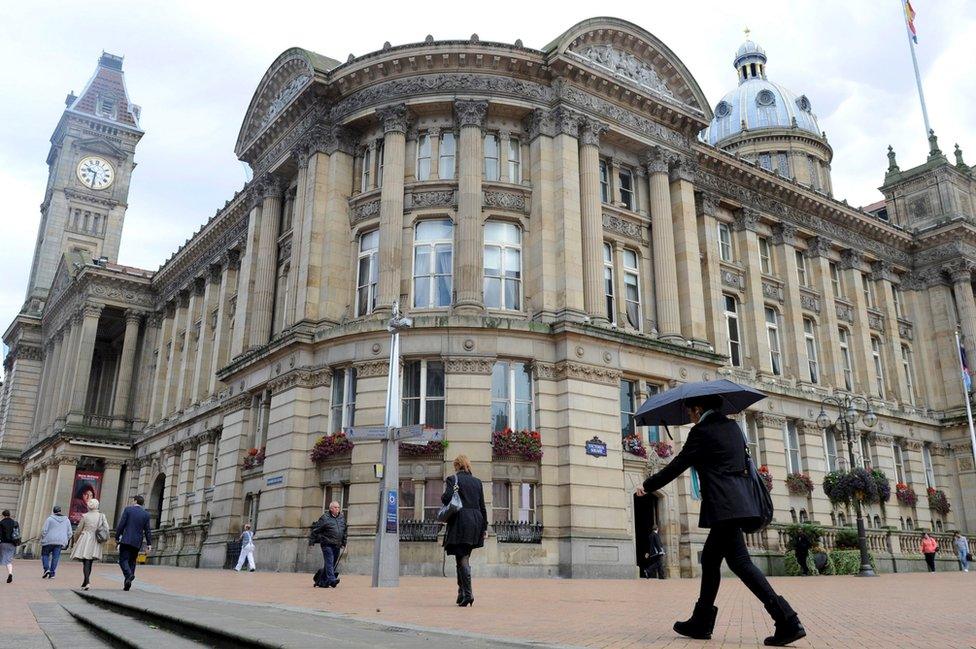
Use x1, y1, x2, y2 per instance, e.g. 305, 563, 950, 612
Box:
763, 596, 806, 646
458, 566, 474, 606
456, 569, 464, 605
673, 600, 718, 640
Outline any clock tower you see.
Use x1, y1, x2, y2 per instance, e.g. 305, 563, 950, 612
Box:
23, 52, 143, 314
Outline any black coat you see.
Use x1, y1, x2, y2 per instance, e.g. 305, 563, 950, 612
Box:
311, 512, 347, 547
648, 530, 664, 556
642, 411, 761, 528
441, 471, 487, 555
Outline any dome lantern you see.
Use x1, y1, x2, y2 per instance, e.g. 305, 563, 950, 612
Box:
734, 29, 767, 83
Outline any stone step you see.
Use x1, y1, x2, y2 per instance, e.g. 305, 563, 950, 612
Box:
29, 601, 114, 649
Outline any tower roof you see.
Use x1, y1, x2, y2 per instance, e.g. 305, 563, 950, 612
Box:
66, 52, 143, 131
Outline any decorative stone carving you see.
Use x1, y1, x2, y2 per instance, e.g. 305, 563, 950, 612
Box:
570, 43, 675, 99
551, 106, 582, 137
721, 269, 745, 290
531, 361, 557, 381
733, 208, 761, 233
870, 260, 897, 283
945, 261, 974, 285
376, 103, 409, 134
602, 213, 646, 243
696, 192, 720, 217
483, 190, 527, 213
668, 154, 696, 184
444, 356, 494, 375
407, 190, 455, 210
453, 99, 488, 129
640, 146, 669, 175
839, 249, 862, 271
771, 222, 797, 247
353, 360, 389, 378
898, 321, 913, 340
222, 392, 252, 413
762, 281, 785, 303
551, 360, 621, 386
900, 438, 923, 452
871, 433, 894, 445
268, 366, 333, 393
799, 292, 821, 313
835, 301, 854, 323
525, 108, 557, 140
13, 344, 42, 362
754, 412, 787, 428
867, 311, 885, 332
804, 236, 832, 259
579, 118, 608, 147
260, 73, 311, 129
350, 199, 381, 225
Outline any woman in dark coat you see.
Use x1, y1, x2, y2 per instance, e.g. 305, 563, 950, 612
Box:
442, 454, 487, 607
636, 395, 805, 647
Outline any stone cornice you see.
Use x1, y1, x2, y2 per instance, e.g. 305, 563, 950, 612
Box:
267, 366, 333, 393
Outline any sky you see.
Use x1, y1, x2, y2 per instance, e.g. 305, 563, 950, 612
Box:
0, 0, 973, 336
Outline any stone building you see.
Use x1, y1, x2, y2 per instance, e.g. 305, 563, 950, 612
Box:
1, 18, 974, 578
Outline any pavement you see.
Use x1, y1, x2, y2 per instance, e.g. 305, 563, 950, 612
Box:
3, 559, 974, 648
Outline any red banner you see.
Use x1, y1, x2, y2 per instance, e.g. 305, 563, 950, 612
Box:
69, 470, 103, 524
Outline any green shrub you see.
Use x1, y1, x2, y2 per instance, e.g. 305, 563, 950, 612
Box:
784, 523, 823, 551
834, 527, 859, 550
829, 549, 875, 575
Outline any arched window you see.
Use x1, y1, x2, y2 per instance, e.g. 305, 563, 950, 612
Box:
483, 221, 522, 310
412, 220, 453, 308
355, 230, 379, 316
799, 509, 808, 523
416, 133, 432, 181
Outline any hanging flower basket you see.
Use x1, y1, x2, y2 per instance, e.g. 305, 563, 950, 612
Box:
895, 482, 917, 507
241, 446, 265, 470
622, 434, 648, 459
823, 468, 879, 506
491, 428, 543, 461
758, 465, 773, 492
400, 439, 449, 458
871, 469, 892, 503
823, 470, 845, 504
310, 432, 354, 464
785, 472, 815, 496
926, 487, 951, 515
652, 441, 674, 459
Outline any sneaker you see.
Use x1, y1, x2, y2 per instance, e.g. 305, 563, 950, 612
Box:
123, 578, 132, 591
42, 571, 49, 579
249, 569, 255, 572
5, 575, 11, 584
49, 573, 55, 580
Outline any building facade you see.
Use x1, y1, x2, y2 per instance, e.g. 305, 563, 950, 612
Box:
2, 18, 974, 578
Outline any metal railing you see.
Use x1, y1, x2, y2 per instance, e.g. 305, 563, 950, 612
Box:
399, 520, 442, 542
492, 521, 543, 543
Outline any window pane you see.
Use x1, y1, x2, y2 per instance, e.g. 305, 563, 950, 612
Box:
514, 402, 532, 430
426, 362, 445, 397
517, 484, 535, 523
434, 244, 452, 274
491, 401, 509, 432
399, 479, 415, 516
413, 277, 431, 308
414, 245, 431, 275
504, 279, 520, 310
483, 245, 501, 274
426, 400, 445, 429
492, 482, 510, 522
434, 276, 451, 307
484, 277, 501, 309
513, 363, 531, 400
403, 361, 421, 398
492, 362, 509, 398
423, 479, 442, 521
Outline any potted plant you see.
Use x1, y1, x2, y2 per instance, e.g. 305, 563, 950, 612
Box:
310, 432, 354, 464
491, 428, 543, 461
622, 434, 647, 458
652, 440, 673, 459
895, 482, 917, 507
785, 472, 815, 496
926, 487, 950, 515
241, 446, 265, 470
826, 468, 880, 506
758, 465, 773, 492
400, 439, 449, 458
871, 469, 891, 503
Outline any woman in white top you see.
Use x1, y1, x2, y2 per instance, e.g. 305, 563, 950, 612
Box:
235, 523, 256, 572
71, 498, 108, 590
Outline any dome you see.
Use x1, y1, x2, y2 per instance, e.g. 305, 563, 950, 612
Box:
734, 39, 766, 68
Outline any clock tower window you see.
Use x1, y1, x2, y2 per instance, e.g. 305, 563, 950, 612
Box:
97, 96, 117, 119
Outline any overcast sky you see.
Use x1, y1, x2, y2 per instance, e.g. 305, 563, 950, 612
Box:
1, 1, 973, 335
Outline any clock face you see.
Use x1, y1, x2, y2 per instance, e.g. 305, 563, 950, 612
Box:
77, 156, 115, 190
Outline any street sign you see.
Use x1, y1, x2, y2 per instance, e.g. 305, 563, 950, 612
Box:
393, 424, 425, 440
345, 426, 390, 441
400, 428, 445, 445
385, 490, 398, 533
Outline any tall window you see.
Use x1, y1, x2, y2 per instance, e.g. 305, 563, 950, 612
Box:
399, 479, 416, 519
622, 249, 641, 330
439, 132, 456, 180
484, 133, 500, 181
517, 483, 537, 523
491, 361, 533, 432
484, 221, 522, 310
416, 133, 432, 181
758, 237, 772, 274
839, 327, 854, 391
784, 421, 802, 473
645, 383, 661, 443
892, 286, 902, 318
492, 482, 511, 522
603, 243, 615, 324
724, 294, 741, 367
743, 414, 761, 462
412, 220, 453, 308
901, 345, 916, 405
795, 249, 808, 287
618, 167, 634, 210
507, 138, 521, 183
823, 430, 838, 472
829, 262, 843, 297
862, 273, 874, 308
776, 153, 790, 177
330, 368, 357, 433
807, 155, 820, 190
922, 444, 936, 489
324, 483, 350, 519
892, 443, 905, 484
424, 479, 443, 521
599, 159, 610, 203
402, 360, 445, 428
859, 435, 875, 469
360, 147, 372, 192
376, 141, 385, 188
356, 230, 379, 316
718, 223, 733, 262
871, 336, 885, 398
804, 317, 820, 384
765, 306, 782, 375
620, 379, 638, 439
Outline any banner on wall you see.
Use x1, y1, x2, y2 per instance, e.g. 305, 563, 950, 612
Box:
69, 470, 103, 524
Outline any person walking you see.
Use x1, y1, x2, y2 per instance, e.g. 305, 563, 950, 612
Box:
954, 532, 970, 572
643, 525, 666, 579
793, 532, 811, 576
71, 498, 108, 590
40, 505, 72, 579
920, 532, 938, 572
636, 395, 805, 646
442, 454, 487, 607
116, 495, 153, 591
0, 509, 21, 583
311, 502, 346, 587
234, 524, 256, 572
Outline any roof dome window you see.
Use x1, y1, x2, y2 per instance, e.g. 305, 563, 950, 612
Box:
715, 100, 732, 118
756, 90, 776, 107
796, 95, 812, 112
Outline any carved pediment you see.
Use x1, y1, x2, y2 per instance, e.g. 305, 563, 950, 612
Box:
72, 137, 127, 160
569, 42, 675, 99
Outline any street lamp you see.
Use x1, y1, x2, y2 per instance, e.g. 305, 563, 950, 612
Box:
817, 394, 878, 577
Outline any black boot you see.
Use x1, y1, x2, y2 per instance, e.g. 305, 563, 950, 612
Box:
455, 569, 464, 605
458, 566, 474, 607
673, 600, 717, 640
763, 596, 806, 646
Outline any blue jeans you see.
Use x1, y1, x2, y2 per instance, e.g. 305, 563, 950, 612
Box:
41, 545, 62, 576
319, 544, 339, 585
959, 549, 970, 571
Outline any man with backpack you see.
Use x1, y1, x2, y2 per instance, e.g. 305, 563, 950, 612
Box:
0, 509, 21, 583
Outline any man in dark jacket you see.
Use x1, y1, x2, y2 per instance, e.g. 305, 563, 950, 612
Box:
115, 495, 153, 591
636, 395, 805, 647
793, 534, 811, 576
311, 501, 346, 588
643, 525, 666, 579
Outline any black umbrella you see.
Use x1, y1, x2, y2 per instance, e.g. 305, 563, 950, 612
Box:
634, 379, 767, 436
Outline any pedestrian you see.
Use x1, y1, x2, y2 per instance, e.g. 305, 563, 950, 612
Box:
234, 523, 256, 572
954, 532, 970, 572
311, 502, 346, 587
0, 509, 22, 584
636, 395, 805, 646
442, 454, 487, 607
793, 533, 811, 576
71, 498, 108, 590
643, 525, 666, 579
116, 495, 153, 591
920, 532, 938, 572
40, 505, 72, 579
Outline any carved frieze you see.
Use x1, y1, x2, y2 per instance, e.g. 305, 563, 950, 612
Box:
552, 360, 621, 386
602, 213, 646, 243
353, 360, 389, 378
835, 301, 855, 323
799, 291, 821, 314
444, 356, 494, 375
377, 103, 410, 134
762, 281, 785, 303
350, 199, 381, 226
156, 210, 248, 305
483, 190, 527, 213
754, 412, 787, 428
407, 190, 455, 210
721, 268, 745, 291
453, 99, 489, 129
898, 320, 914, 341
569, 42, 676, 99
867, 310, 885, 332
268, 366, 333, 393
259, 73, 311, 130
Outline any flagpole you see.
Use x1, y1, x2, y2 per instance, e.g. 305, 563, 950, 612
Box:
954, 329, 976, 471
900, 0, 932, 141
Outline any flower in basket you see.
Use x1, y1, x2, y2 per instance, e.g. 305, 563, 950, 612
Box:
785, 472, 815, 496
247, 447, 259, 457
871, 469, 891, 503
400, 439, 449, 457
758, 465, 773, 492
823, 470, 845, 504
242, 446, 266, 470
895, 482, 918, 507
836, 467, 880, 504
926, 487, 951, 515
310, 432, 354, 464
491, 428, 543, 461
652, 441, 674, 459
622, 434, 648, 458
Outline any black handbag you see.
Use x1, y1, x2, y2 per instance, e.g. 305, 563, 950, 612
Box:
967, 552, 973, 562
436, 474, 463, 523
741, 444, 774, 534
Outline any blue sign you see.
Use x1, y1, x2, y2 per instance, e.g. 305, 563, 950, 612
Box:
385, 490, 398, 533
266, 475, 284, 486
585, 436, 608, 457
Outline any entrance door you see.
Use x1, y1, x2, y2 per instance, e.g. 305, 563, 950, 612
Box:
633, 493, 658, 570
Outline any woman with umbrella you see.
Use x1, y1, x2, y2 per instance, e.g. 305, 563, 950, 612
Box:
634, 380, 805, 647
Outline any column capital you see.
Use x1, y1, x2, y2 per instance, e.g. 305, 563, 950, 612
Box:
524, 107, 556, 140
245, 185, 264, 210
81, 303, 103, 319
945, 261, 974, 285
640, 146, 670, 175
551, 106, 582, 137
770, 222, 797, 247
223, 248, 241, 271
870, 259, 897, 283
146, 312, 163, 329
376, 102, 410, 134
258, 174, 285, 200
426, 126, 441, 139
579, 118, 608, 147
754, 412, 787, 428
192, 276, 207, 296
803, 235, 832, 259
176, 289, 191, 309
839, 248, 862, 271
668, 153, 697, 183
208, 262, 223, 283
124, 309, 144, 325
695, 192, 720, 217
453, 99, 488, 129
732, 207, 761, 233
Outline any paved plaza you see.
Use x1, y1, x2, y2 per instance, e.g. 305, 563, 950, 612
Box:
3, 559, 973, 648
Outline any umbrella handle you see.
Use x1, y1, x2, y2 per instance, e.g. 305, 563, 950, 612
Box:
662, 423, 673, 441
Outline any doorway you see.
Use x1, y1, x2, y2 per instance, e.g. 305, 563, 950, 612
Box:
633, 492, 659, 571
148, 474, 165, 528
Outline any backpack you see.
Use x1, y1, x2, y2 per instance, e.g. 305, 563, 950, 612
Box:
95, 514, 110, 544
8, 521, 21, 546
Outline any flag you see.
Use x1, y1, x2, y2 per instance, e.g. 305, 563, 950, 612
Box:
905, 1, 918, 43
962, 345, 972, 392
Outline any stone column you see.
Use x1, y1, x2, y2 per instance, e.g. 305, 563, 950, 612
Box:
17, 473, 34, 531
111, 310, 142, 426
209, 251, 239, 395
192, 265, 220, 403
841, 249, 877, 395
320, 127, 356, 325
38, 334, 63, 433
31, 342, 53, 437
50, 458, 76, 520
578, 118, 609, 324
734, 209, 773, 374
67, 304, 102, 423
54, 315, 81, 425
287, 144, 312, 325
873, 261, 908, 403
162, 291, 188, 418
697, 195, 728, 355
949, 264, 976, 381
247, 176, 284, 348
806, 237, 843, 388
177, 278, 205, 409
161, 449, 179, 525
148, 308, 174, 423
755, 413, 790, 521
100, 460, 123, 527
642, 147, 681, 342
230, 191, 262, 358
31, 464, 57, 541
453, 100, 488, 314
771, 224, 809, 383
669, 155, 708, 345
176, 441, 197, 524
373, 104, 409, 314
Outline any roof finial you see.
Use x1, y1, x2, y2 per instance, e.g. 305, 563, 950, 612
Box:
887, 145, 900, 173
744, 26, 751, 39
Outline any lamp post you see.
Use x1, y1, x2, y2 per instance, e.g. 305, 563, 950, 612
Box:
817, 394, 878, 577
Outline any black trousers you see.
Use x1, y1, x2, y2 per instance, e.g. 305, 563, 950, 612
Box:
699, 522, 778, 608
924, 552, 936, 572
118, 543, 139, 581
795, 549, 810, 575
